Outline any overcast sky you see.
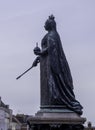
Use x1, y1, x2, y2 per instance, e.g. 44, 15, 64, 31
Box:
0, 0, 95, 125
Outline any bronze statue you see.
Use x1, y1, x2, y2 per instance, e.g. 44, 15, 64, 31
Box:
17, 15, 83, 115
34, 15, 83, 115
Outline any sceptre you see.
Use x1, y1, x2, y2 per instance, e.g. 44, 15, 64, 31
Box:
16, 56, 40, 80
16, 43, 40, 80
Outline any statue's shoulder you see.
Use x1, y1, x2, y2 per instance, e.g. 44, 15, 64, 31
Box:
48, 31, 59, 42
41, 33, 48, 42
41, 31, 57, 44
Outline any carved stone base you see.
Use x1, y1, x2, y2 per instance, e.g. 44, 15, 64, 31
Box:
27, 124, 84, 130
27, 109, 86, 130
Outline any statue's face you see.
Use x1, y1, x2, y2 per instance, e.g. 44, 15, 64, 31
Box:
44, 20, 51, 31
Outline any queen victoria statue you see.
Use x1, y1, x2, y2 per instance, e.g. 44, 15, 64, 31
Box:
33, 15, 83, 116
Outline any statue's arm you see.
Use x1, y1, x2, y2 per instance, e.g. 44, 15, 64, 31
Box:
34, 46, 48, 56
40, 47, 48, 55
34, 36, 55, 56
39, 37, 55, 56
32, 56, 40, 67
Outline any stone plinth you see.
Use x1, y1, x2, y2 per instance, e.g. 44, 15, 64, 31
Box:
27, 109, 86, 130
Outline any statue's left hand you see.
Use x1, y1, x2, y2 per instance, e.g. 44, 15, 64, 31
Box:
33, 46, 41, 55
34, 50, 41, 55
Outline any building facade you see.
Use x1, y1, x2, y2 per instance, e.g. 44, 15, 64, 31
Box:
0, 97, 12, 130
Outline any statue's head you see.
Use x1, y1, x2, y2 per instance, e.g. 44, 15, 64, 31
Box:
44, 15, 56, 31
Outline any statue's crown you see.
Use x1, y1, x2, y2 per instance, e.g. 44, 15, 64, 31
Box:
49, 15, 55, 20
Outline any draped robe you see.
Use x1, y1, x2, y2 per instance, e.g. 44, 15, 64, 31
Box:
40, 30, 83, 115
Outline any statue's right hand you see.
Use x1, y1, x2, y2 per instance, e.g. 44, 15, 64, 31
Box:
32, 57, 40, 67
32, 59, 38, 67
